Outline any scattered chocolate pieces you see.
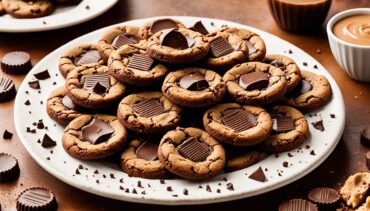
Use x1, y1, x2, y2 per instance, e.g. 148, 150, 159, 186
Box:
179, 74, 209, 91
330, 114, 336, 118
248, 167, 267, 182
133, 98, 165, 118
272, 116, 295, 133
82, 74, 110, 93
127, 54, 154, 72
239, 72, 269, 91
308, 187, 340, 206
0, 153, 20, 182
226, 183, 234, 191
150, 19, 179, 34
210, 36, 234, 57
3, 130, 13, 140
189, 21, 209, 35
75, 50, 101, 66
311, 120, 325, 132
160, 29, 189, 50
112, 34, 138, 49
283, 161, 289, 168
1, 51, 32, 75
222, 109, 257, 132
136, 142, 159, 161
0, 77, 17, 102
28, 80, 40, 89
16, 187, 57, 211
279, 199, 318, 211
81, 118, 114, 145
24, 100, 31, 106
177, 137, 210, 162
361, 126, 370, 147
33, 69, 50, 80
41, 134, 56, 148
183, 188, 188, 195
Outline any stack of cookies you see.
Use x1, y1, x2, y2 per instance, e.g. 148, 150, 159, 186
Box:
47, 18, 332, 180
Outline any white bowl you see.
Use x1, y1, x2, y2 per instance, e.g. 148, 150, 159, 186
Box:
327, 8, 370, 82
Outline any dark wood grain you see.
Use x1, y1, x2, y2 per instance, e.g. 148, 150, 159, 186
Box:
1, 0, 370, 210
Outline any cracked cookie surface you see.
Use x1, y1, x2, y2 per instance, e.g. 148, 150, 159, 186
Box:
117, 91, 182, 134
2, 0, 54, 18
138, 18, 186, 39
258, 105, 309, 152
65, 64, 126, 109
62, 114, 127, 160
161, 67, 226, 107
158, 127, 225, 180
203, 103, 272, 146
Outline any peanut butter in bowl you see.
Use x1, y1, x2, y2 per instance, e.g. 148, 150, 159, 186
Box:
333, 15, 370, 46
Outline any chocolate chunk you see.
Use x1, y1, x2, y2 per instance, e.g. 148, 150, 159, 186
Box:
290, 80, 312, 97
248, 167, 266, 182
136, 142, 159, 161
127, 54, 154, 71
150, 19, 179, 34
361, 126, 370, 147
312, 120, 325, 132
177, 137, 210, 162
160, 29, 189, 50
239, 72, 269, 91
308, 187, 340, 206
179, 74, 209, 91
210, 36, 234, 57
28, 80, 40, 89
272, 116, 295, 133
183, 188, 188, 195
0, 153, 20, 182
62, 95, 76, 110
0, 77, 16, 102
75, 50, 101, 66
24, 100, 31, 106
1, 51, 32, 75
226, 183, 234, 191
82, 74, 110, 93
222, 109, 257, 132
283, 161, 289, 168
279, 199, 318, 211
189, 21, 209, 35
133, 98, 164, 118
41, 134, 56, 148
246, 41, 257, 55
112, 34, 138, 49
33, 69, 50, 80
3, 130, 13, 140
81, 118, 114, 145
16, 187, 57, 211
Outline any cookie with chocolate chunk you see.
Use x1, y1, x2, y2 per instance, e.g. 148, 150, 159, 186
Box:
158, 127, 225, 180
117, 92, 182, 134
2, 0, 54, 18
120, 139, 171, 179
62, 115, 127, 160
162, 67, 226, 107
139, 18, 186, 39
203, 103, 272, 146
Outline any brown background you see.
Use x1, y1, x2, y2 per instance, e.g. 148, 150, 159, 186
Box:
1, 0, 370, 210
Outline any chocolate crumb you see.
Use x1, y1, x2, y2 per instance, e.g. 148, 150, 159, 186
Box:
330, 114, 336, 118
3, 130, 13, 140
288, 49, 292, 54
312, 120, 325, 131
78, 164, 83, 169
102, 174, 106, 178
172, 194, 178, 197
41, 134, 56, 148
43, 21, 46, 25
110, 173, 115, 179
37, 121, 44, 129
132, 188, 137, 194
85, 5, 90, 9
137, 181, 143, 188
288, 153, 293, 157
206, 185, 211, 192
305, 145, 310, 149
119, 178, 123, 183
46, 157, 50, 160
160, 179, 165, 184
283, 161, 289, 168
119, 186, 124, 190
222, 177, 227, 182
167, 186, 172, 192
141, 191, 146, 195
313, 65, 318, 69
217, 189, 221, 193
303, 62, 308, 66
210, 22, 215, 26
226, 183, 234, 191
310, 150, 316, 155
94, 170, 99, 174
24, 100, 31, 105
75, 169, 80, 175
183, 189, 188, 195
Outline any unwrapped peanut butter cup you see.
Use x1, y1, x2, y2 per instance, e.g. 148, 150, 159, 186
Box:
17, 187, 58, 211
0, 153, 20, 182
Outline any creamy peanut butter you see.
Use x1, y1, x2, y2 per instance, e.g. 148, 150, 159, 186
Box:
333, 15, 370, 46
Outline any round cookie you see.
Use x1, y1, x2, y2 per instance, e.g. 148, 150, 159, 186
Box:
221, 27, 266, 61
139, 18, 186, 39
120, 139, 171, 179
203, 103, 273, 146
46, 86, 84, 125
158, 127, 226, 180
264, 54, 301, 93
98, 25, 142, 62
108, 41, 169, 86
203, 30, 249, 71
65, 64, 126, 109
62, 114, 127, 160
284, 70, 332, 112
223, 62, 287, 105
2, 0, 54, 18
224, 146, 263, 172
147, 28, 210, 64
161, 67, 227, 108
258, 105, 309, 152
117, 92, 182, 134
59, 44, 105, 77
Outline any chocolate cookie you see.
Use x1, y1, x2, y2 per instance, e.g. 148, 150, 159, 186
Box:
284, 70, 332, 112
203, 30, 249, 71
120, 139, 171, 179
139, 18, 186, 39
98, 25, 142, 62
117, 92, 182, 134
147, 28, 210, 64
224, 146, 263, 172
108, 41, 169, 86
65, 64, 126, 109
264, 54, 301, 92
259, 105, 309, 152
221, 27, 266, 61
62, 114, 127, 160
59, 44, 105, 77
46, 86, 83, 125
161, 67, 227, 107
2, 0, 54, 18
340, 172, 370, 209
223, 62, 287, 105
158, 127, 226, 180
203, 103, 273, 146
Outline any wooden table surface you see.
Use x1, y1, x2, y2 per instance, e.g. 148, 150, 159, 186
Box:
1, 0, 370, 210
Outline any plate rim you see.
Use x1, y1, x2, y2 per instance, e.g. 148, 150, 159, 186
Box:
13, 16, 346, 205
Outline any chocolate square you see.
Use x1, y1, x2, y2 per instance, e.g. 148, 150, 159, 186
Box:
127, 54, 154, 72
177, 137, 210, 162
81, 118, 114, 145
133, 98, 165, 118
210, 36, 234, 57
112, 34, 138, 49
135, 142, 159, 161
222, 109, 257, 132
75, 50, 101, 66
81, 74, 110, 93
239, 72, 269, 91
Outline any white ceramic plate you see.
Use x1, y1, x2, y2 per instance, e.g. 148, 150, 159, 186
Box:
0, 0, 118, 32
14, 16, 345, 205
